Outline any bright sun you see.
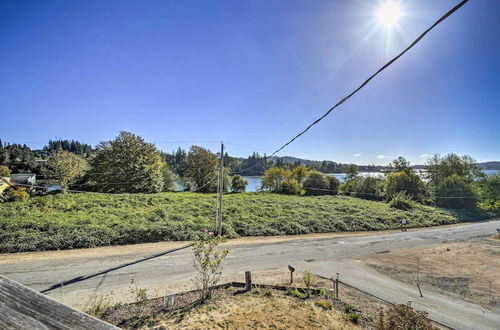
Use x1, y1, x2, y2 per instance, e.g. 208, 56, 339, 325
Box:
376, 1, 401, 28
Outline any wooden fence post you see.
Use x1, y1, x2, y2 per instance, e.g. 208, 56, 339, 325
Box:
336, 272, 339, 298
245, 271, 252, 291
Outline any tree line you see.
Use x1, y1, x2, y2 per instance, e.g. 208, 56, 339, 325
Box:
0, 133, 498, 213
258, 155, 498, 212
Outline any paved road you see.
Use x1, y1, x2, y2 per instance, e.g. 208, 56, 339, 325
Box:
1, 220, 499, 329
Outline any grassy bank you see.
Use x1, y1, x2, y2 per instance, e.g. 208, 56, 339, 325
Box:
0, 192, 485, 253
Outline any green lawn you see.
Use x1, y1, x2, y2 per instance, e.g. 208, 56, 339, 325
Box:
0, 192, 484, 253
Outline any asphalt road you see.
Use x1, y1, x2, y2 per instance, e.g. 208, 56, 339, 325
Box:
1, 220, 499, 329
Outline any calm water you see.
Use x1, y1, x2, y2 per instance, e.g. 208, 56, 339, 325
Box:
241, 169, 499, 193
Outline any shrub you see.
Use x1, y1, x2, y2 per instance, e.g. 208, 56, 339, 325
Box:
384, 171, 423, 200
192, 230, 229, 301
315, 300, 333, 310
477, 173, 500, 211
281, 177, 303, 195
231, 175, 248, 193
0, 165, 10, 177
303, 171, 330, 195
327, 176, 340, 195
347, 313, 359, 324
342, 177, 383, 200
388, 191, 413, 210
302, 270, 316, 297
5, 187, 30, 202
287, 288, 304, 299
374, 304, 438, 330
261, 167, 291, 192
435, 174, 477, 209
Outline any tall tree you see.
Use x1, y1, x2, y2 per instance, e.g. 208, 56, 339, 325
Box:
183, 146, 219, 193
386, 156, 413, 174
43, 150, 89, 187
87, 131, 165, 193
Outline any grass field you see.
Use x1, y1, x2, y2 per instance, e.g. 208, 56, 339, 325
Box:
0, 192, 486, 253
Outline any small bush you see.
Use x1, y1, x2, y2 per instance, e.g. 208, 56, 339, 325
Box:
0, 165, 10, 177
287, 288, 304, 299
344, 303, 356, 314
302, 270, 316, 297
388, 191, 413, 210
5, 187, 30, 202
315, 300, 333, 310
264, 289, 273, 297
374, 304, 438, 330
347, 313, 359, 324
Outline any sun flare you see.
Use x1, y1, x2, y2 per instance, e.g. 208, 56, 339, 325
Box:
376, 1, 401, 28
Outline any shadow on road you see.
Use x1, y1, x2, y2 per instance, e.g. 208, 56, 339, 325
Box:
40, 243, 193, 294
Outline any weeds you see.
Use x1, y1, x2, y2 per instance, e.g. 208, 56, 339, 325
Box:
315, 300, 333, 310
0, 192, 473, 253
302, 270, 316, 297
287, 288, 304, 299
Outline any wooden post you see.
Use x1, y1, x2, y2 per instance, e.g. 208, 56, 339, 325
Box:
245, 271, 252, 291
416, 257, 423, 297
288, 265, 295, 285
335, 272, 339, 298
490, 281, 493, 306
216, 142, 224, 236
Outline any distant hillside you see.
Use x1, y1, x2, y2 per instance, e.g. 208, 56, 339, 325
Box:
477, 161, 500, 170
251, 156, 500, 171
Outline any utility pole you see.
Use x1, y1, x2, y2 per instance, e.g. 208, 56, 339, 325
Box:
216, 142, 224, 235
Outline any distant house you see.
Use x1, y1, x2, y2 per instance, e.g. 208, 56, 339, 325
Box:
10, 174, 36, 186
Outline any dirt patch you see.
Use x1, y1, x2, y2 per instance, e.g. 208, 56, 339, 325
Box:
95, 287, 362, 330
362, 239, 500, 309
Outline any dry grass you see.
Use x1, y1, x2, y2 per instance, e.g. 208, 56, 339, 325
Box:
144, 292, 359, 330
362, 238, 500, 309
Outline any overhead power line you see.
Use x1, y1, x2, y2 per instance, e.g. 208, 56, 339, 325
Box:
268, 0, 469, 158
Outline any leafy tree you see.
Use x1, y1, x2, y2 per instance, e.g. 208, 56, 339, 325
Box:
327, 176, 340, 195
303, 170, 329, 195
231, 175, 248, 193
386, 156, 412, 174
43, 150, 89, 187
87, 131, 165, 193
291, 165, 309, 184
342, 176, 384, 200
477, 174, 500, 211
0, 165, 10, 177
162, 166, 178, 191
183, 146, 220, 193
261, 167, 291, 192
281, 177, 303, 195
44, 139, 93, 157
426, 153, 484, 186
163, 147, 188, 176
345, 164, 359, 181
0, 144, 37, 173
435, 174, 477, 209
384, 171, 423, 200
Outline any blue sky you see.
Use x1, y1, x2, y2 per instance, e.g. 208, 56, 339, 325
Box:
1, 0, 499, 165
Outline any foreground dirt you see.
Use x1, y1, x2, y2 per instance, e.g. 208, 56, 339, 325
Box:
362, 235, 500, 309
147, 291, 360, 330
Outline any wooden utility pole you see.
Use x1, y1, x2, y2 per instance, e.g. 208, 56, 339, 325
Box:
216, 142, 224, 235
